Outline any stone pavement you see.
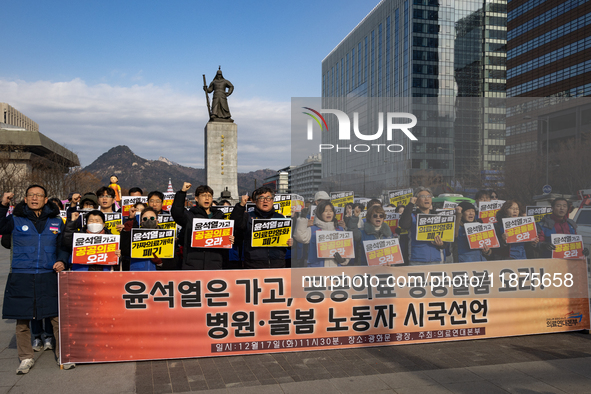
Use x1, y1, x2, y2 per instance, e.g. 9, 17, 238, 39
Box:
2, 248, 591, 393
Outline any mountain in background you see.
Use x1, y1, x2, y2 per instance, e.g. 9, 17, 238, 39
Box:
83, 145, 277, 196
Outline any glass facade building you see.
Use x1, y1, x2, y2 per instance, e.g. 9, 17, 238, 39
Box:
321, 0, 507, 194
505, 0, 591, 174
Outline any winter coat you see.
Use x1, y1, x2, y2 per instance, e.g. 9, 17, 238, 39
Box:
171, 191, 228, 270
399, 203, 447, 263
294, 216, 350, 267
230, 203, 288, 269
456, 225, 489, 262
0, 201, 69, 319
63, 220, 118, 271
537, 214, 577, 258
353, 219, 395, 265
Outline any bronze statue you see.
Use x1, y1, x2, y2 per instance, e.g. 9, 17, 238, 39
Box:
203, 67, 234, 122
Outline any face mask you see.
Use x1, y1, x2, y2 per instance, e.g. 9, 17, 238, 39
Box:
141, 218, 158, 229
87, 222, 104, 233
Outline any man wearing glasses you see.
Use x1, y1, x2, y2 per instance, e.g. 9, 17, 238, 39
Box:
96, 186, 119, 213
231, 187, 292, 269
399, 187, 448, 265
171, 182, 232, 270
147, 191, 168, 214
0, 185, 73, 373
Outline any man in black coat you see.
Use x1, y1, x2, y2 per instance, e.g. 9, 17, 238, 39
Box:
0, 185, 73, 373
171, 183, 232, 270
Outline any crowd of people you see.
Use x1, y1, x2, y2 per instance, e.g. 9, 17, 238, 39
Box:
0, 181, 587, 374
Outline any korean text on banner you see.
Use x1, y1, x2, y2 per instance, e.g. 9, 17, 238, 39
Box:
215, 206, 234, 220
478, 200, 505, 223
131, 228, 176, 258
388, 188, 413, 207
192, 218, 234, 248
551, 234, 584, 259
316, 231, 355, 259
59, 210, 67, 224
72, 233, 120, 265
291, 195, 305, 213
330, 191, 354, 208
251, 219, 291, 247
442, 201, 458, 210
162, 192, 175, 212
502, 216, 537, 244
334, 207, 345, 222
58, 259, 590, 363
416, 214, 455, 242
363, 238, 404, 266
464, 222, 500, 249
526, 206, 553, 223
103, 213, 122, 235
158, 214, 177, 230
274, 194, 292, 217
384, 210, 400, 234
121, 196, 148, 217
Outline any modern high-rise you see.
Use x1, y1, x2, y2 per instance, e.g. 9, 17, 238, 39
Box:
321, 0, 506, 194
505, 0, 591, 192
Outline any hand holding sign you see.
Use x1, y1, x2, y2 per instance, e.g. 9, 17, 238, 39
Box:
151, 252, 163, 266
431, 234, 443, 247
182, 182, 192, 192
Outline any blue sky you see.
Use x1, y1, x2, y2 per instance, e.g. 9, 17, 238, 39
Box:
1, 1, 379, 171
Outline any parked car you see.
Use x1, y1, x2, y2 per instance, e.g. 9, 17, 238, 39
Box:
572, 207, 591, 257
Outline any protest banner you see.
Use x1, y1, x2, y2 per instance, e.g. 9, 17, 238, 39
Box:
162, 192, 175, 212
158, 214, 177, 230
384, 210, 400, 234
330, 191, 354, 208
551, 234, 584, 259
60, 210, 67, 224
214, 206, 234, 220
478, 200, 505, 223
104, 212, 122, 235
526, 206, 553, 223
130, 228, 176, 258
121, 196, 148, 217
334, 207, 345, 222
436, 209, 455, 216
442, 201, 458, 210
464, 222, 500, 249
388, 188, 413, 207
416, 214, 455, 242
309, 205, 317, 220
291, 195, 305, 213
59, 259, 590, 363
502, 216, 537, 244
363, 238, 404, 266
316, 231, 355, 259
274, 194, 292, 217
72, 233, 120, 266
191, 219, 234, 248
251, 219, 292, 247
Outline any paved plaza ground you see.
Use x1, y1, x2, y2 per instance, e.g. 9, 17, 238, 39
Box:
1, 249, 591, 394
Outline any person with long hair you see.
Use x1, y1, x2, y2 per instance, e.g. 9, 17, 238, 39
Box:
454, 202, 492, 262
492, 200, 539, 260
294, 200, 350, 267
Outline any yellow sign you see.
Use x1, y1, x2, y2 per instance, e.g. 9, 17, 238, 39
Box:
389, 188, 413, 207
251, 219, 292, 247
416, 214, 455, 242
131, 229, 176, 258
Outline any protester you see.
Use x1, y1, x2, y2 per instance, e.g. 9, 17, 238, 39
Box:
399, 187, 448, 265
120, 208, 164, 271
230, 186, 292, 269
79, 193, 98, 210
147, 191, 168, 214
489, 190, 499, 200
453, 201, 492, 262
128, 187, 143, 196
66, 192, 81, 220
294, 200, 350, 267
0, 185, 74, 373
492, 200, 539, 260
96, 186, 119, 213
64, 210, 122, 271
352, 204, 394, 265
171, 182, 234, 270
537, 198, 589, 258
474, 189, 491, 215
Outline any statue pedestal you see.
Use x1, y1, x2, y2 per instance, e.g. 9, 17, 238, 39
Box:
205, 121, 238, 200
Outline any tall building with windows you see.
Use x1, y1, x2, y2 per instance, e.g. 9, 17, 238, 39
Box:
321, 0, 506, 194
505, 0, 591, 186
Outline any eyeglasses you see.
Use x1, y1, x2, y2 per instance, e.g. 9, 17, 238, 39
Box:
372, 214, 385, 219
148, 199, 162, 203
142, 216, 156, 222
26, 193, 45, 198
256, 197, 274, 202
198, 194, 213, 198
417, 195, 433, 199
99, 195, 113, 199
